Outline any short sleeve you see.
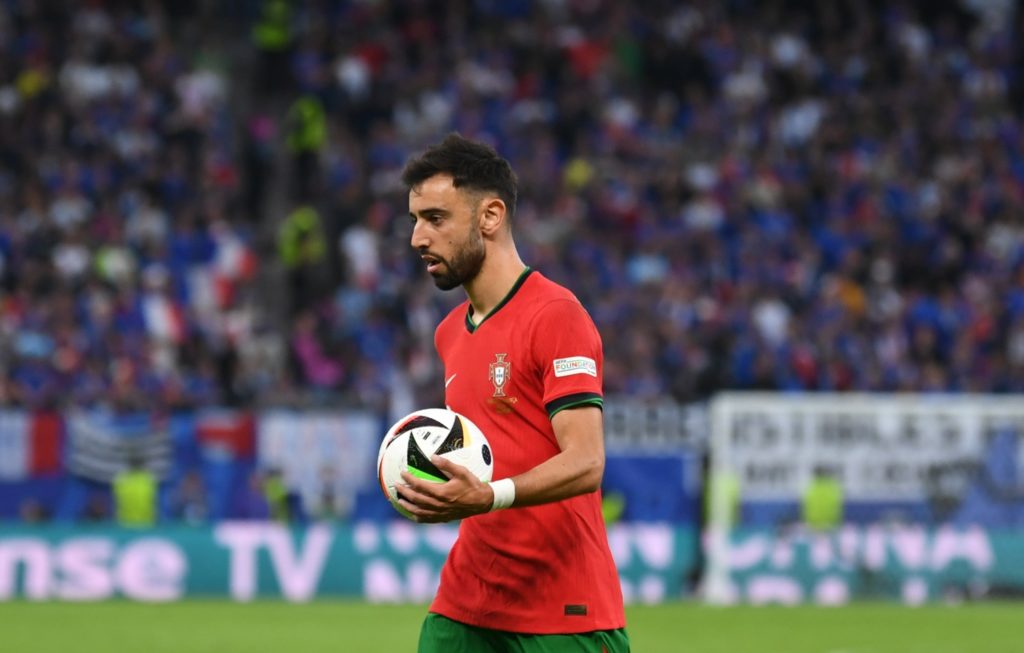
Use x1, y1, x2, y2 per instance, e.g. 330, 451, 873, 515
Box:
530, 299, 604, 419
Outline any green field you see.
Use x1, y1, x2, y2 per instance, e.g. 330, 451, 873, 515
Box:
1, 601, 1019, 653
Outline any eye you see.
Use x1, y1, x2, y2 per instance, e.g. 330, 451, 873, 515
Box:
411, 212, 445, 227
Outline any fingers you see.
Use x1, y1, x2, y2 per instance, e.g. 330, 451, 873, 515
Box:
400, 457, 474, 495
395, 495, 428, 522
396, 494, 453, 523
397, 474, 446, 507
395, 484, 450, 523
396, 457, 485, 523
429, 455, 471, 479
400, 470, 445, 498
393, 458, 485, 524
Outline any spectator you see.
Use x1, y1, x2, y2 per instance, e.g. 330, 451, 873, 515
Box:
801, 466, 845, 531
251, 0, 294, 97
169, 469, 208, 526
311, 464, 349, 522
263, 467, 290, 523
18, 498, 50, 523
113, 455, 158, 528
239, 469, 271, 520
278, 204, 329, 316
285, 95, 327, 201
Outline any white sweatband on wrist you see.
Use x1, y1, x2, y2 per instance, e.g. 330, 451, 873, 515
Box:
489, 478, 516, 511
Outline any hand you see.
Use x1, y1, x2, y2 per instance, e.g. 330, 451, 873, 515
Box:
396, 455, 493, 523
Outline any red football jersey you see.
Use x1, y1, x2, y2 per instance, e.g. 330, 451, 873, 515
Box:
429, 268, 626, 634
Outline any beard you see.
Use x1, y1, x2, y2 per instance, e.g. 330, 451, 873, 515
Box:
429, 228, 486, 291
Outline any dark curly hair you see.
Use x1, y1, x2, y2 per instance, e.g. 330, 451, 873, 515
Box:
401, 133, 518, 218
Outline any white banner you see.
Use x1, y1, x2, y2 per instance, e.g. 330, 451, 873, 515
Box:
66, 411, 172, 482
710, 393, 1024, 501
258, 411, 382, 518
603, 397, 708, 450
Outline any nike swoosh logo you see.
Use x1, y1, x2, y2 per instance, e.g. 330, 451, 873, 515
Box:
445, 373, 457, 388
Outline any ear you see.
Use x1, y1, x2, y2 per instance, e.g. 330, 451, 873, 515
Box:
478, 197, 507, 236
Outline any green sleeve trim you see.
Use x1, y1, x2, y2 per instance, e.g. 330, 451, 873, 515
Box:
546, 393, 603, 419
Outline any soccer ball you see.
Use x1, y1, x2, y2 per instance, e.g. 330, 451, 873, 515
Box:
377, 408, 494, 519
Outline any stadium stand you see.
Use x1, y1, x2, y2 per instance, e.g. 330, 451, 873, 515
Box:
0, 0, 1022, 528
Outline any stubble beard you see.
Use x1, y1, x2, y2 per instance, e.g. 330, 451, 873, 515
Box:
431, 228, 486, 291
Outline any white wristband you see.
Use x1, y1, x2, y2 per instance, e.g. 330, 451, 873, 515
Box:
489, 478, 516, 511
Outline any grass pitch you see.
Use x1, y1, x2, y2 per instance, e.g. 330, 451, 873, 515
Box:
1, 601, 1019, 653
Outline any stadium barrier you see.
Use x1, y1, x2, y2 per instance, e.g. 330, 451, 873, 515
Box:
0, 404, 703, 523
3, 522, 1023, 604
0, 522, 696, 603
705, 392, 1024, 604
711, 524, 1024, 604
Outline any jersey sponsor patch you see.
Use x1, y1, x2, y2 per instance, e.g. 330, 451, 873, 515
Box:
553, 356, 597, 378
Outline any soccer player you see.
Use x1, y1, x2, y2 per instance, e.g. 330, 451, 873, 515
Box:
398, 134, 629, 652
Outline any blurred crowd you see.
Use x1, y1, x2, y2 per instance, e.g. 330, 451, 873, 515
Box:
3, 0, 1024, 416
278, 0, 1024, 407
0, 2, 279, 412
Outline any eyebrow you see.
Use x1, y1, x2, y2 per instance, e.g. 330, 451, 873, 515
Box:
409, 207, 450, 218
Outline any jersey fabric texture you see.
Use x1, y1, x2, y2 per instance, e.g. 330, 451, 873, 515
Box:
418, 613, 630, 652
430, 268, 626, 634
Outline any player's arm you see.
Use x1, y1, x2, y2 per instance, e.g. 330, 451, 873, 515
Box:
496, 404, 604, 506
395, 405, 604, 522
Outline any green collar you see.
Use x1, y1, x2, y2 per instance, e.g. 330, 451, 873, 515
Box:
464, 267, 534, 333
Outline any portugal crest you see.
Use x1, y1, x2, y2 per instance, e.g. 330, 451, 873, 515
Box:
489, 353, 511, 397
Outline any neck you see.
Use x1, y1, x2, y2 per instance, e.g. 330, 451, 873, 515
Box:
464, 246, 527, 320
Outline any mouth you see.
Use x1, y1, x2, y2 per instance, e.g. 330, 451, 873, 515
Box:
421, 254, 443, 274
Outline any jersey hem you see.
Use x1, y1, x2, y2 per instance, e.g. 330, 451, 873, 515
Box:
428, 604, 627, 635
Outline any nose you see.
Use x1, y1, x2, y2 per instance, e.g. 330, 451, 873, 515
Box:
410, 218, 429, 251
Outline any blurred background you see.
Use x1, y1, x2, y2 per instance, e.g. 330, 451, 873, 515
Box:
0, 0, 1023, 643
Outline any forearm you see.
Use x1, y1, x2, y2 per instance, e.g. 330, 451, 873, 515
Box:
500, 447, 604, 508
